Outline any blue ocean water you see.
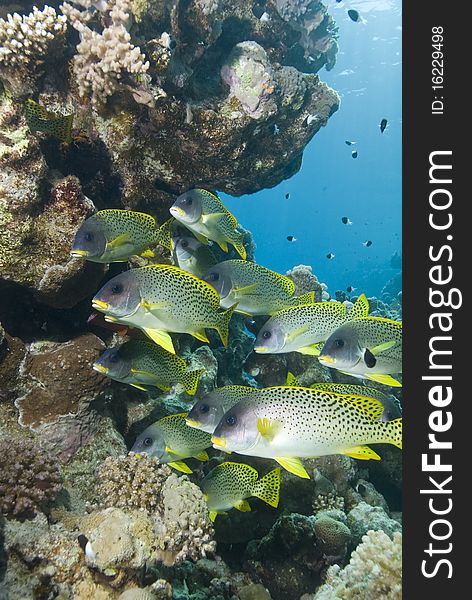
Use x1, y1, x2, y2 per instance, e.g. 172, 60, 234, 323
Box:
223, 0, 402, 298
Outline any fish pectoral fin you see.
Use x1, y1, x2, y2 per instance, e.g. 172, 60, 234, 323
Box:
140, 248, 155, 258
296, 344, 322, 356
191, 329, 210, 343
233, 499, 251, 512
366, 373, 402, 387
275, 457, 310, 479
257, 418, 282, 442
285, 372, 300, 386
370, 340, 397, 355
341, 445, 381, 461
216, 240, 229, 253
233, 283, 259, 295
130, 383, 151, 392
193, 451, 209, 461
165, 446, 187, 457
142, 328, 175, 354
194, 233, 209, 245
201, 212, 226, 225
167, 460, 193, 474
286, 325, 310, 342
107, 233, 130, 249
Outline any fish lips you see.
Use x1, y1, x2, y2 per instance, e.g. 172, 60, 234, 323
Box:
254, 345, 268, 354
92, 299, 110, 311
93, 362, 109, 374
70, 249, 89, 258
211, 436, 227, 449
318, 354, 335, 365
185, 417, 201, 428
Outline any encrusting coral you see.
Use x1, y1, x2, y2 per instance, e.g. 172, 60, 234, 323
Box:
313, 530, 402, 599
61, 0, 149, 108
0, 436, 62, 519
0, 5, 67, 95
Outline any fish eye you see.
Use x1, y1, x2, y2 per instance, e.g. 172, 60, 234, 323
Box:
181, 240, 188, 248
199, 404, 210, 414
109, 353, 119, 363
143, 437, 152, 446
84, 232, 94, 242
208, 272, 219, 282
225, 414, 237, 427
334, 339, 345, 348
183, 196, 193, 206
262, 330, 271, 340
111, 283, 124, 295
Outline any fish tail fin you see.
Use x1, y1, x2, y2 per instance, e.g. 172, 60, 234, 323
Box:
216, 303, 238, 346
181, 368, 205, 395
348, 293, 369, 319
231, 232, 247, 260
296, 291, 315, 305
382, 417, 402, 449
251, 467, 281, 508
155, 218, 173, 250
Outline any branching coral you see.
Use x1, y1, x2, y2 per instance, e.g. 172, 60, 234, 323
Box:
0, 6, 67, 95
97, 454, 172, 512
61, 0, 149, 108
0, 436, 62, 519
314, 530, 402, 599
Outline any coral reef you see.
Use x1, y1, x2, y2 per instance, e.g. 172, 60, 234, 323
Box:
0, 436, 62, 519
313, 530, 402, 599
286, 264, 323, 301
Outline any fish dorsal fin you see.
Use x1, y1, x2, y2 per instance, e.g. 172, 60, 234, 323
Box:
233, 499, 251, 512
286, 324, 310, 342
370, 340, 397, 355
161, 412, 188, 422
143, 328, 175, 354
366, 373, 402, 387
285, 372, 300, 386
333, 394, 385, 421
296, 343, 322, 356
209, 511, 219, 522
274, 457, 310, 479
251, 467, 281, 508
348, 293, 369, 319
193, 450, 209, 461
257, 418, 282, 442
191, 329, 210, 343
341, 445, 381, 460
107, 232, 130, 249
167, 460, 193, 473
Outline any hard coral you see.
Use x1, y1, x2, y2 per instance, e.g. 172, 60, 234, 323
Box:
97, 454, 172, 512
0, 436, 62, 519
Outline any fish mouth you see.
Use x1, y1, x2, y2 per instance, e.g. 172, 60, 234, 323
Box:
211, 436, 226, 449
92, 299, 109, 311
254, 346, 268, 354
104, 315, 118, 323
185, 417, 200, 428
93, 363, 109, 374
170, 206, 185, 217
71, 249, 88, 258
318, 355, 335, 364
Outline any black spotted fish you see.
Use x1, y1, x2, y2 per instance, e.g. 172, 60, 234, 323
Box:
254, 294, 369, 355
211, 387, 402, 478
201, 462, 280, 521
92, 264, 237, 353
130, 413, 212, 473
203, 259, 315, 316
170, 189, 247, 259
25, 99, 74, 144
93, 339, 204, 395
72, 210, 172, 262
319, 317, 403, 387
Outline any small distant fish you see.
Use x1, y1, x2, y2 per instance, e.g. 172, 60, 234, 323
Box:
345, 140, 356, 146
351, 150, 358, 159
170, 189, 246, 260
380, 118, 388, 133
260, 12, 271, 23
160, 32, 176, 51
285, 193, 290, 200
306, 114, 320, 126
346, 285, 356, 293
348, 9, 362, 22
326, 253, 335, 259
286, 235, 296, 242
201, 462, 280, 521
341, 217, 352, 225
130, 413, 212, 473
25, 99, 74, 144
363, 240, 373, 247
273, 124, 280, 135
71, 210, 172, 263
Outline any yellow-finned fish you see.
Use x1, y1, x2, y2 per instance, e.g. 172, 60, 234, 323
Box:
169, 189, 247, 260
130, 413, 212, 473
318, 317, 402, 387
211, 386, 402, 478
254, 294, 369, 355
186, 385, 261, 433
91, 264, 238, 354
93, 339, 204, 395
172, 234, 218, 279
71, 210, 172, 262
203, 259, 315, 316
201, 462, 280, 521
25, 99, 74, 144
